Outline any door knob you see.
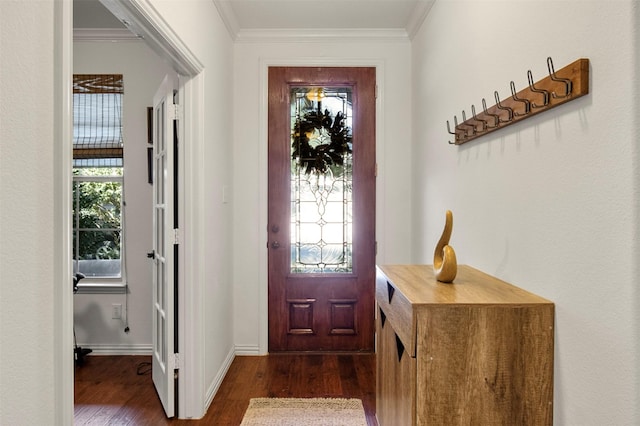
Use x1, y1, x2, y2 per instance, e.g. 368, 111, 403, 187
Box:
271, 225, 280, 233
271, 241, 280, 249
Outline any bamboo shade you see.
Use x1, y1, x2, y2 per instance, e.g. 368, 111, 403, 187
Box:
73, 74, 124, 165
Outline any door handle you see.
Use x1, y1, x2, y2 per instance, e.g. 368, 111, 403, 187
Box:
147, 250, 155, 259
271, 241, 280, 249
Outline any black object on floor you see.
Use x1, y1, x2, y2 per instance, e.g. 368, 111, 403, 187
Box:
73, 272, 92, 364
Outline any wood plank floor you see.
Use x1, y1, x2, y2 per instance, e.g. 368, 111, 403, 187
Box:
74, 353, 377, 425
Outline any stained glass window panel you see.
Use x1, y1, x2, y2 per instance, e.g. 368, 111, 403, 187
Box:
290, 87, 353, 273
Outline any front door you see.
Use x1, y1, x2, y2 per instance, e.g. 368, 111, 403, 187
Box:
268, 67, 376, 352
151, 74, 179, 417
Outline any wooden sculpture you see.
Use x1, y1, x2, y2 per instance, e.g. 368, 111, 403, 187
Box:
433, 210, 457, 283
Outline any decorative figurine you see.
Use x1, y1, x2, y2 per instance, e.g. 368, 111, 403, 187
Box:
433, 210, 457, 283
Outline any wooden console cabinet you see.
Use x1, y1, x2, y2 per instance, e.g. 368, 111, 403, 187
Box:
375, 265, 554, 425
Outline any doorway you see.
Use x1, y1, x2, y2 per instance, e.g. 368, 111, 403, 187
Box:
65, 0, 205, 421
267, 67, 377, 352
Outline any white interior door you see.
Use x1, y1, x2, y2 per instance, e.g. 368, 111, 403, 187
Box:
151, 73, 179, 418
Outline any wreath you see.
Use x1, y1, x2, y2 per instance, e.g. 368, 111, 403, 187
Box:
292, 109, 352, 175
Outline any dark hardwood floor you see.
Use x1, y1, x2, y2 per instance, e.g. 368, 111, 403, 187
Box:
74, 353, 377, 425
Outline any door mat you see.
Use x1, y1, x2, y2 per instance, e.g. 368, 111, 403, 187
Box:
240, 397, 368, 426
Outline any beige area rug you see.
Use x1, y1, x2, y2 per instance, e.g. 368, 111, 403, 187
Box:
240, 397, 368, 426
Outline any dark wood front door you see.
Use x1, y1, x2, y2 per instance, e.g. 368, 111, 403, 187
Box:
268, 67, 376, 352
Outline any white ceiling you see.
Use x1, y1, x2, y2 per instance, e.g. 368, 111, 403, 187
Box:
74, 0, 434, 39
215, 0, 433, 36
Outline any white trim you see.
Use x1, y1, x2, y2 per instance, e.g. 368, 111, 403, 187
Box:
257, 58, 386, 355
212, 0, 240, 41
54, 0, 74, 424
234, 344, 261, 355
236, 28, 409, 44
73, 28, 142, 42
204, 348, 236, 413
75, 284, 127, 294
100, 0, 203, 76
178, 72, 207, 420
405, 0, 436, 40
81, 344, 153, 355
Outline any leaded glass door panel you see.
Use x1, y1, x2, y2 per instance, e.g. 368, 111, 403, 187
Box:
268, 67, 376, 352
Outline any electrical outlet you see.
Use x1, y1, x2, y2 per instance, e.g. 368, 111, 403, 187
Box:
112, 303, 122, 319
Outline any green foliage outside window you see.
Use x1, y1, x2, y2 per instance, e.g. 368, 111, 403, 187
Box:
73, 168, 122, 261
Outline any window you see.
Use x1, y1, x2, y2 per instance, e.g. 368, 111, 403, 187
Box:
72, 75, 125, 285
290, 87, 353, 273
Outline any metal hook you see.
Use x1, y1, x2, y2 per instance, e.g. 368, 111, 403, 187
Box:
471, 105, 488, 132
527, 70, 550, 108
446, 119, 459, 144
482, 98, 500, 128
461, 110, 476, 135
446, 120, 456, 135
510, 81, 531, 116
453, 115, 468, 139
494, 91, 514, 123
547, 57, 572, 98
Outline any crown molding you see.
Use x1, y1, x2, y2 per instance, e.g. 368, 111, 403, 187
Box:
235, 28, 410, 44
212, 0, 240, 41
406, 0, 435, 40
213, 0, 434, 43
73, 28, 142, 42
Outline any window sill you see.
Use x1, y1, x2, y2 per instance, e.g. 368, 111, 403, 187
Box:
75, 282, 127, 294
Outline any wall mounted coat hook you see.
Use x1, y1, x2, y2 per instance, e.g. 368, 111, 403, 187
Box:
461, 110, 477, 135
446, 119, 457, 144
547, 57, 573, 98
446, 120, 456, 135
446, 57, 589, 146
510, 81, 531, 116
527, 70, 550, 108
482, 98, 500, 128
471, 105, 488, 131
494, 91, 514, 123
453, 115, 462, 139
453, 115, 469, 139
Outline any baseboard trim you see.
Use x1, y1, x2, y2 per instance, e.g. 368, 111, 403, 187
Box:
234, 344, 262, 355
205, 347, 236, 410
80, 343, 152, 356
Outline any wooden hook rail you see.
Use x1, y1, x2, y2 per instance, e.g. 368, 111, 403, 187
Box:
447, 57, 589, 145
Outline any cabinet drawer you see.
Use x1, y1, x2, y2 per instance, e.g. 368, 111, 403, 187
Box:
376, 268, 416, 356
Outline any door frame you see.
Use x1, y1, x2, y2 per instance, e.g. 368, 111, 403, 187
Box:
257, 59, 385, 354
57, 0, 205, 421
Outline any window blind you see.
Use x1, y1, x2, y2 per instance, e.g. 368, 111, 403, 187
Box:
73, 74, 124, 166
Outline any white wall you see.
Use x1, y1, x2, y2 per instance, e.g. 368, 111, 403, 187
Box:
0, 1, 66, 423
232, 37, 414, 352
72, 40, 175, 353
412, 1, 639, 424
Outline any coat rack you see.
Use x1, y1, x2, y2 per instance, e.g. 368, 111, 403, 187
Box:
447, 57, 589, 145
